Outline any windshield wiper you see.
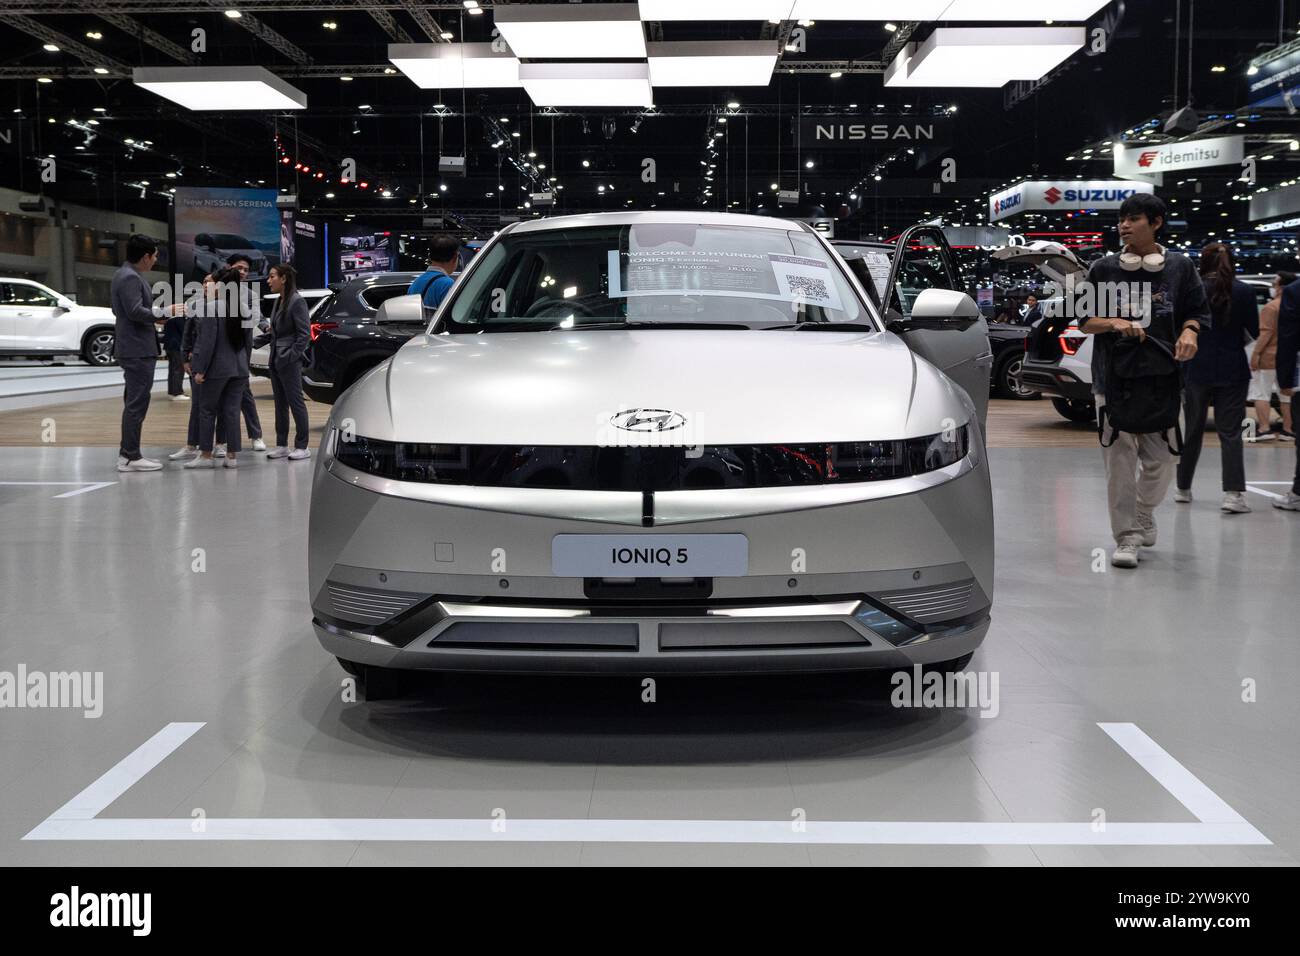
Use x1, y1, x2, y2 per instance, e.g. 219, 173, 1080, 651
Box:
546, 321, 749, 331
763, 322, 878, 331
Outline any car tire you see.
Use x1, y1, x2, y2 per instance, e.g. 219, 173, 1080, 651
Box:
994, 352, 1037, 400
81, 328, 117, 366
1051, 397, 1095, 423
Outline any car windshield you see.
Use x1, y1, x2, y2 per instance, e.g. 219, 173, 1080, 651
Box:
440, 222, 873, 333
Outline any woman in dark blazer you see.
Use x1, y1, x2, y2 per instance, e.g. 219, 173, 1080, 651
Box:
1175, 243, 1258, 512
262, 264, 312, 460
184, 267, 252, 470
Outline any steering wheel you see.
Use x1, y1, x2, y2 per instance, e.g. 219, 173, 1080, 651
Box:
523, 297, 597, 320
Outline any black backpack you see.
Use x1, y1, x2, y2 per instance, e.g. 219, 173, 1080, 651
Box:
1098, 335, 1184, 453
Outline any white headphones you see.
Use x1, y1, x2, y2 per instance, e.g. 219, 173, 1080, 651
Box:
1118, 244, 1167, 272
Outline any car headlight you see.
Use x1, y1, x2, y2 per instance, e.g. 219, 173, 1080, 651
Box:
332, 426, 969, 489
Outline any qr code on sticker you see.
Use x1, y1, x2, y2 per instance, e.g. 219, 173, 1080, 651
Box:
787, 274, 830, 302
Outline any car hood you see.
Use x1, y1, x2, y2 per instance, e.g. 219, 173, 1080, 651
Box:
337, 329, 971, 446
72, 305, 114, 321
216, 246, 263, 259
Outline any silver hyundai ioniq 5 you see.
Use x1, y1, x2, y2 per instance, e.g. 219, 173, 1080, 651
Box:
308, 212, 994, 695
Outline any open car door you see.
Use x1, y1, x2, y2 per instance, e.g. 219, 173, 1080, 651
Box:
881, 225, 991, 427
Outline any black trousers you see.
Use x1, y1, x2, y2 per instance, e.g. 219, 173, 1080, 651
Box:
165, 349, 185, 396
1293, 393, 1300, 495
270, 358, 310, 450
1178, 379, 1249, 493
118, 356, 157, 460
198, 376, 248, 453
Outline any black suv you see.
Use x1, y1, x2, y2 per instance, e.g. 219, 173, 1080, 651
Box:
302, 271, 425, 405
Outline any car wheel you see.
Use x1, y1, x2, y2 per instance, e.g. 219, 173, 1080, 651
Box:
994, 352, 1037, 400
81, 329, 117, 366
1051, 397, 1096, 423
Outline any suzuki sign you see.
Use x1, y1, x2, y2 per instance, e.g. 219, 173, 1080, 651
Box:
1113, 135, 1243, 177
988, 179, 1154, 222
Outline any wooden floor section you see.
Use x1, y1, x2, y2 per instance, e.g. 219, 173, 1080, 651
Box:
0, 388, 1240, 450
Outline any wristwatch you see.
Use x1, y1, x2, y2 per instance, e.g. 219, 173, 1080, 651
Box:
1181, 322, 1201, 335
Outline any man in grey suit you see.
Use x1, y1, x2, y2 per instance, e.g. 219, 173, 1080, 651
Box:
111, 234, 183, 472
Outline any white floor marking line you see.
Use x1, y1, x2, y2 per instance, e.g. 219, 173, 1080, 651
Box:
23, 721, 1272, 846
42, 723, 205, 821
1246, 483, 1288, 501
0, 481, 117, 498
1097, 723, 1247, 824
53, 482, 117, 498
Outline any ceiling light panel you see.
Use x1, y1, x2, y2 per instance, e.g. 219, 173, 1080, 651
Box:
132, 66, 306, 110
495, 4, 645, 59
884, 27, 1084, 88
647, 41, 777, 87
638, 0, 797, 18
387, 43, 521, 88
520, 62, 653, 107
789, 1, 950, 18
937, 0, 1110, 19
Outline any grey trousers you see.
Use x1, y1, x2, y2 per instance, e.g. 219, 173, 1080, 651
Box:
270, 358, 310, 450
1098, 399, 1177, 546
118, 356, 157, 460
198, 376, 248, 453
1178, 380, 1248, 493
188, 372, 261, 445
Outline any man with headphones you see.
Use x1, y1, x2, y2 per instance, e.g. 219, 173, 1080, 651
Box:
1077, 193, 1210, 569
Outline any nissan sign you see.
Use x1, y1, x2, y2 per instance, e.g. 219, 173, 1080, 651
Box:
988, 179, 1155, 222
799, 116, 950, 151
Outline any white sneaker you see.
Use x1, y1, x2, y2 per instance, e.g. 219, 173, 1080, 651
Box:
266, 446, 289, 459
117, 456, 163, 472
1221, 492, 1251, 514
252, 438, 267, 452
214, 444, 227, 458
1135, 510, 1157, 547
1246, 431, 1274, 443
1111, 543, 1140, 569
1272, 491, 1300, 511
168, 446, 198, 461
1173, 487, 1192, 503
183, 455, 214, 469
288, 448, 312, 461
170, 394, 190, 402
223, 456, 238, 469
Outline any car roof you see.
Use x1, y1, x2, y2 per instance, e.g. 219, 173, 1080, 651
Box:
507, 210, 808, 234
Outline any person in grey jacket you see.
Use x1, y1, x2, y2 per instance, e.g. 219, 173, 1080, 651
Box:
184, 267, 252, 470
111, 234, 184, 472
224, 253, 267, 452
260, 264, 312, 460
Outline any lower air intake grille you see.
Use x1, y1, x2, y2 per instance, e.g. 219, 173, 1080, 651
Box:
325, 582, 425, 626
877, 580, 976, 623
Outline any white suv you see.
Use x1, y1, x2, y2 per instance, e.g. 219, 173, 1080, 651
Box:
0, 278, 122, 366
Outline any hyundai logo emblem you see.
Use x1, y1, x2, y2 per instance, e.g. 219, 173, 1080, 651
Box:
611, 409, 687, 432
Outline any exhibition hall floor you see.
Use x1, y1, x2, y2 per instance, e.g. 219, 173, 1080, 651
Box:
0, 436, 1296, 866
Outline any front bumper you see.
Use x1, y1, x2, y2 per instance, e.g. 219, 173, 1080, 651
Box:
308, 429, 994, 675
1017, 359, 1093, 403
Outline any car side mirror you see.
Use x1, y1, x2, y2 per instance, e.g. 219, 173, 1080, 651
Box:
894, 288, 981, 331
375, 294, 424, 325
